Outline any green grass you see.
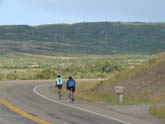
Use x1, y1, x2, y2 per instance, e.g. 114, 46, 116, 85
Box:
0, 54, 150, 80
0, 69, 41, 80
149, 95, 165, 119
149, 105, 165, 119
74, 81, 120, 104
53, 80, 150, 105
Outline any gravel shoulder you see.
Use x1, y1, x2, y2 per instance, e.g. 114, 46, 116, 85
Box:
49, 85, 164, 124
94, 103, 164, 124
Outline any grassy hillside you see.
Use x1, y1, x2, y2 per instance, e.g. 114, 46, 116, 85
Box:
70, 52, 165, 119
1, 22, 165, 55
85, 53, 165, 103
105, 52, 165, 98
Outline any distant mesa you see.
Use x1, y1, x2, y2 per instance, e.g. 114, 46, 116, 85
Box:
0, 22, 165, 55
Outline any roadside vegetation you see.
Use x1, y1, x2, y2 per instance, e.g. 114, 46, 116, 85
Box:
2, 53, 165, 120
55, 53, 165, 120
0, 53, 150, 80
60, 80, 149, 105
149, 95, 165, 119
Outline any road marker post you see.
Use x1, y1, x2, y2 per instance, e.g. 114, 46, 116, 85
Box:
114, 86, 124, 104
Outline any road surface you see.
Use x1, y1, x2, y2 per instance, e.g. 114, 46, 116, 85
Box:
0, 80, 156, 124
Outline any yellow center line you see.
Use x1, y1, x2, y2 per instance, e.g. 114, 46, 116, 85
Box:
0, 83, 53, 124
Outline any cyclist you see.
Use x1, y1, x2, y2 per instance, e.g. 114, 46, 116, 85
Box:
55, 75, 63, 97
66, 76, 76, 100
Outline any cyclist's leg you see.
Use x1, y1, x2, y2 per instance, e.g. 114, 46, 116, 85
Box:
67, 86, 71, 98
59, 88, 61, 95
73, 87, 76, 102
72, 86, 75, 97
70, 87, 75, 102
57, 86, 59, 94
57, 85, 62, 95
59, 85, 62, 96
69, 90, 71, 98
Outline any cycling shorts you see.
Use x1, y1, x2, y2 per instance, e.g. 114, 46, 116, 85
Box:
56, 85, 62, 89
67, 86, 75, 92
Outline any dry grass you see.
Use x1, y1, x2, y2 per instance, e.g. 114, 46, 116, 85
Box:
17, 53, 78, 59
149, 95, 165, 119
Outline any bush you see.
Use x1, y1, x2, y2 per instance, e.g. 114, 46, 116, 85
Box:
5, 71, 19, 80
0, 73, 2, 80
35, 68, 57, 79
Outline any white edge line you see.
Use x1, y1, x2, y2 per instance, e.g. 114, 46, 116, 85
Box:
34, 86, 131, 124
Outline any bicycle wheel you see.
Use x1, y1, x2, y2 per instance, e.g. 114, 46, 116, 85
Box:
70, 88, 74, 103
58, 90, 62, 99
70, 91, 73, 103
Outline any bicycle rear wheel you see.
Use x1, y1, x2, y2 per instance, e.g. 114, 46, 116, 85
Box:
70, 88, 74, 103
58, 90, 62, 99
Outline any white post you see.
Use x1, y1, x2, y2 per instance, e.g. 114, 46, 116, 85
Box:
114, 86, 124, 104
120, 94, 123, 104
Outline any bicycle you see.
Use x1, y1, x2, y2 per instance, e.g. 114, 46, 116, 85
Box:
69, 88, 74, 103
58, 89, 62, 99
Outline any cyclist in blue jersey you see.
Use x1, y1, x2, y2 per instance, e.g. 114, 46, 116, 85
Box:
55, 75, 63, 96
66, 76, 76, 98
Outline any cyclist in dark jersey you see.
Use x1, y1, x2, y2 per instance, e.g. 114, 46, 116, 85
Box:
66, 76, 76, 98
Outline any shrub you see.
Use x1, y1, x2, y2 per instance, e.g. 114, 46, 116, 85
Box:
5, 71, 19, 80
35, 68, 57, 79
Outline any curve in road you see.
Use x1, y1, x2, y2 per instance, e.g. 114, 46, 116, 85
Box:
34, 86, 131, 124
0, 80, 155, 124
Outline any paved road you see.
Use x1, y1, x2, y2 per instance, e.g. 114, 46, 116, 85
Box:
0, 103, 39, 124
0, 80, 156, 124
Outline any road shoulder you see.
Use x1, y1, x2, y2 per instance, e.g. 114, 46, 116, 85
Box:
35, 83, 164, 124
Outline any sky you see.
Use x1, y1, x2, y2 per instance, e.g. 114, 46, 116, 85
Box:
0, 0, 165, 25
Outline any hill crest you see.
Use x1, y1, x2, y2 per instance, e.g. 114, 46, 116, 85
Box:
1, 22, 165, 55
